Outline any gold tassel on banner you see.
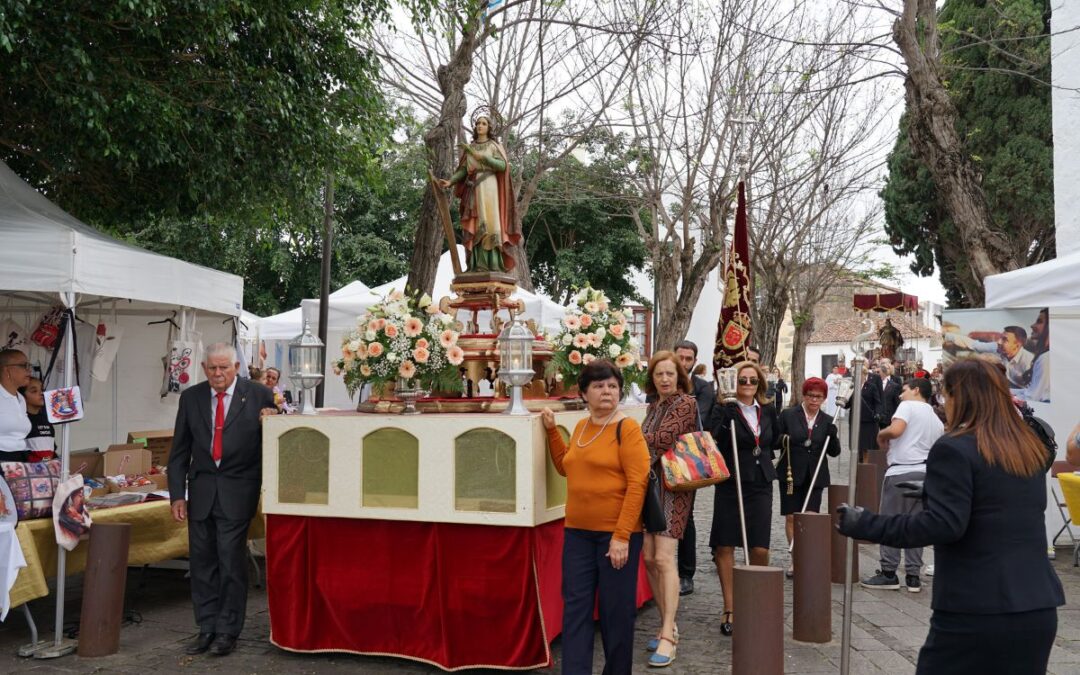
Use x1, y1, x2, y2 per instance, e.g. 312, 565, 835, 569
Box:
782, 435, 794, 495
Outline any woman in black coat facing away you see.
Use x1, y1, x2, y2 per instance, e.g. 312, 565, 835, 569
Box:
837, 358, 1063, 674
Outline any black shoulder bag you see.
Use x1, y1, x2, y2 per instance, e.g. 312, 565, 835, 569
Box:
624, 417, 667, 533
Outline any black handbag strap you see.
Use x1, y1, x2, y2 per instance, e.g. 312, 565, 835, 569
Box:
615, 418, 626, 444
42, 308, 80, 389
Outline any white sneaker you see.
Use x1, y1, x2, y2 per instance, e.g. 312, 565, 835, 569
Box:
1048, 546, 1057, 560
924, 564, 934, 577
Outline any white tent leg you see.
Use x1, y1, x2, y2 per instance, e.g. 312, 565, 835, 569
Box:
36, 291, 77, 659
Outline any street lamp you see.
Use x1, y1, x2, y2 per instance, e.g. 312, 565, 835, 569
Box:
497, 320, 534, 415
289, 320, 325, 415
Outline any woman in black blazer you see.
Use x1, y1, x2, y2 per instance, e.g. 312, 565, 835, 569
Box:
838, 358, 1064, 674
708, 361, 778, 637
776, 377, 841, 555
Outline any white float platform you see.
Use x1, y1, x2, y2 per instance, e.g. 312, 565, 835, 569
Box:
262, 405, 647, 527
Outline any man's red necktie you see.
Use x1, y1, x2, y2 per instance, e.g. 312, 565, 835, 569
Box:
212, 391, 225, 462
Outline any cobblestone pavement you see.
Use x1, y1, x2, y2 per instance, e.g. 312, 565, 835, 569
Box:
3, 420, 1080, 673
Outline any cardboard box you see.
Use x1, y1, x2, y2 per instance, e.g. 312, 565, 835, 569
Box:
71, 448, 103, 478
127, 429, 173, 467
104, 445, 151, 477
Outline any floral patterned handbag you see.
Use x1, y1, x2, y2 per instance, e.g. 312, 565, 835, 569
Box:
660, 416, 730, 492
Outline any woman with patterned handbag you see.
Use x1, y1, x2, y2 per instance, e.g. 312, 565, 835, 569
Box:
541, 360, 650, 675
639, 351, 698, 667
776, 377, 840, 575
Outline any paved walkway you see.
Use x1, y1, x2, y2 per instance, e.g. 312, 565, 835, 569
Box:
2, 421, 1080, 673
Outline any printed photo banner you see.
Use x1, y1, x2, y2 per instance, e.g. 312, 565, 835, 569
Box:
941, 307, 1049, 403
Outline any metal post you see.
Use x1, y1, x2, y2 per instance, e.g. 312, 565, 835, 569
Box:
840, 320, 875, 675
728, 422, 750, 556
315, 170, 334, 408
38, 291, 77, 658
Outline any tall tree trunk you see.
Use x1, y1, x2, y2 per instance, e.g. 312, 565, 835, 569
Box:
406, 15, 482, 295
654, 244, 725, 351
754, 276, 789, 368
893, 0, 1021, 305
788, 310, 815, 408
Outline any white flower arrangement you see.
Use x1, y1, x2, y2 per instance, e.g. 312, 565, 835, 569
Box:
334, 289, 464, 397
547, 286, 641, 391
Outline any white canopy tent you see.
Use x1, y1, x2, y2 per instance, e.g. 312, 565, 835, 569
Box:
984, 249, 1080, 309
983, 256, 1080, 546
0, 160, 243, 449
260, 248, 569, 409
0, 160, 243, 652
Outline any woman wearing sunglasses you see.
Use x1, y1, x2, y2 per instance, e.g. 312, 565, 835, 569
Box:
707, 360, 778, 636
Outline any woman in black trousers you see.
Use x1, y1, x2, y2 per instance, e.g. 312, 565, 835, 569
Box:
708, 361, 778, 637
838, 358, 1063, 674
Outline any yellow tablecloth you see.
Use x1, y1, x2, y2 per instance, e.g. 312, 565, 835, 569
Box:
8, 500, 265, 609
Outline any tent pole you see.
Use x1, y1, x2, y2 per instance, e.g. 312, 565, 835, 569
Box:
38, 292, 77, 658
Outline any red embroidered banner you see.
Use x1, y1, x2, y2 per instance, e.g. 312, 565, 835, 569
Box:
713, 181, 752, 370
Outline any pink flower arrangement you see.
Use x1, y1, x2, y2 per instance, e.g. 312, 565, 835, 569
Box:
546, 286, 641, 393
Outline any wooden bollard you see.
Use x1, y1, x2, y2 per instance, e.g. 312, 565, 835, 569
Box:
828, 485, 858, 583
733, 565, 783, 674
855, 462, 880, 512
793, 513, 832, 643
77, 523, 131, 657
866, 447, 888, 496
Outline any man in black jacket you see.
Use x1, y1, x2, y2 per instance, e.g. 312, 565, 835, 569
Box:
672, 340, 714, 596
169, 343, 277, 657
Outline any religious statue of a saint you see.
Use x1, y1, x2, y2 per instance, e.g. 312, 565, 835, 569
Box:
878, 317, 904, 360
436, 109, 521, 273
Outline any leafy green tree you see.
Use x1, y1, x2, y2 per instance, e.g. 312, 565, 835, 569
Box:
881, 0, 1052, 306
522, 136, 649, 308
115, 114, 428, 316
0, 0, 406, 223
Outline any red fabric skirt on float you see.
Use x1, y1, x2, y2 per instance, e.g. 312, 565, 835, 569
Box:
265, 515, 653, 671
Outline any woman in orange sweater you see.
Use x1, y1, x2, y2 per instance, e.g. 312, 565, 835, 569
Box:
542, 360, 650, 675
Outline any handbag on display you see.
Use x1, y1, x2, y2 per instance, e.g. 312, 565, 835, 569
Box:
0, 318, 28, 352
161, 311, 203, 397
30, 307, 65, 349
44, 386, 84, 424
0, 460, 62, 520
660, 425, 730, 492
53, 474, 91, 551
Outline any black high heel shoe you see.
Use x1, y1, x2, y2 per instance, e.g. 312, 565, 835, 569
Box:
720, 611, 733, 636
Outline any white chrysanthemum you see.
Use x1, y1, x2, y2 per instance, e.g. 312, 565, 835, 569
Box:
595, 326, 607, 340
562, 333, 573, 346
608, 343, 621, 358
365, 330, 377, 341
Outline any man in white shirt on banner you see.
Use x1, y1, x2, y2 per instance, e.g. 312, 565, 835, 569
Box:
860, 376, 944, 593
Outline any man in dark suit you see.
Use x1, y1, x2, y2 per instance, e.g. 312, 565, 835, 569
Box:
878, 360, 902, 425
169, 343, 277, 657
672, 340, 715, 596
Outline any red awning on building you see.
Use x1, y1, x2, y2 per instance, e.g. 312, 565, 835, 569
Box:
852, 292, 919, 313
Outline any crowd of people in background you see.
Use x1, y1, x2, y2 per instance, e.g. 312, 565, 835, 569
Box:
544, 340, 1063, 674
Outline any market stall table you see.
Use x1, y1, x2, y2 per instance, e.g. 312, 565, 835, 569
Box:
262, 407, 653, 671
8, 499, 266, 610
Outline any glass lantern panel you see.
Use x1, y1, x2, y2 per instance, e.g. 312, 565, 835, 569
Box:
277, 427, 329, 504
454, 428, 516, 513
545, 426, 569, 509
362, 428, 419, 508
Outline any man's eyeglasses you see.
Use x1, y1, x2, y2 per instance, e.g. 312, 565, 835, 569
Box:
738, 377, 759, 386
3, 362, 30, 371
